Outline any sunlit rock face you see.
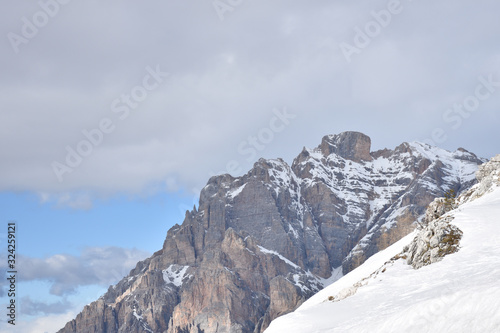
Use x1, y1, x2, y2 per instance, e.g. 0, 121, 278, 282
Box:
57, 132, 484, 333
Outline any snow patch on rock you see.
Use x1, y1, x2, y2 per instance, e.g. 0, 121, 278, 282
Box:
162, 265, 191, 287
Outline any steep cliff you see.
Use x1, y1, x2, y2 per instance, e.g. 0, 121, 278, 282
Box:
57, 132, 484, 333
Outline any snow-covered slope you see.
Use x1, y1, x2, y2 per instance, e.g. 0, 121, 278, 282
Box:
265, 156, 500, 333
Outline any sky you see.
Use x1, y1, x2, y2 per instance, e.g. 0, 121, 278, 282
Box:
0, 0, 499, 332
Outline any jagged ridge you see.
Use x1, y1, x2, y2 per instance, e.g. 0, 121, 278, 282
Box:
57, 131, 484, 333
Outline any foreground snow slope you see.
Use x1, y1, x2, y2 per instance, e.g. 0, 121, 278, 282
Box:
266, 186, 500, 333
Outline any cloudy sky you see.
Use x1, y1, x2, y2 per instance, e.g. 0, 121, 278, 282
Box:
1, 0, 499, 331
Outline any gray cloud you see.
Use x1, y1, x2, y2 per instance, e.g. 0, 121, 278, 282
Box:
16, 247, 150, 295
20, 296, 72, 316
0, 0, 499, 204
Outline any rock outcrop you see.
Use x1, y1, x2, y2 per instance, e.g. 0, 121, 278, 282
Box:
403, 216, 463, 269
319, 131, 373, 162
57, 132, 485, 333
460, 154, 500, 203
402, 154, 500, 270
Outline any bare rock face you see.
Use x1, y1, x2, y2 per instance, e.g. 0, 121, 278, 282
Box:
424, 198, 446, 223
460, 154, 500, 202
403, 216, 463, 269
319, 132, 372, 162
57, 132, 485, 333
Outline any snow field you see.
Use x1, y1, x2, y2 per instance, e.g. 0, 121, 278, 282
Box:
265, 187, 500, 333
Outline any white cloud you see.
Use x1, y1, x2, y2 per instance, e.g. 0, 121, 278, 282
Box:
19, 296, 72, 316
56, 192, 93, 210
0, 310, 77, 333
3, 247, 150, 296
37, 191, 95, 210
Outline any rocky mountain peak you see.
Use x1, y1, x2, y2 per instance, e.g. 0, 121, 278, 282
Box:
57, 133, 486, 333
319, 131, 373, 162
452, 147, 484, 163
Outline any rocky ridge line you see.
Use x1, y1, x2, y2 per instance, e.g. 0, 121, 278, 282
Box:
57, 132, 485, 333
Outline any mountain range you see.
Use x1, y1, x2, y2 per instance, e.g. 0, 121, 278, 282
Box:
57, 131, 485, 333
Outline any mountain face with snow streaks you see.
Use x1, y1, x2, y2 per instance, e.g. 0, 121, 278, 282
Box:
265, 154, 500, 333
57, 131, 484, 333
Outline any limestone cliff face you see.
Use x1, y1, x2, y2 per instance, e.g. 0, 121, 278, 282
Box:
57, 132, 484, 333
